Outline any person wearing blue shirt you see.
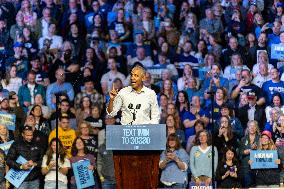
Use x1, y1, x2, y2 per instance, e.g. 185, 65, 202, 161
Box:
202, 64, 229, 93
174, 41, 199, 77
262, 68, 284, 105
267, 20, 281, 47
46, 68, 74, 110
84, 1, 102, 30
159, 133, 189, 189
182, 96, 209, 141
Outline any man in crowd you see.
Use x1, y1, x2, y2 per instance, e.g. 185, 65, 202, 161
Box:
48, 114, 76, 158
7, 126, 44, 188
46, 68, 74, 110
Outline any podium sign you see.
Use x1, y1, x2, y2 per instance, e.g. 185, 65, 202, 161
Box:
106, 124, 166, 150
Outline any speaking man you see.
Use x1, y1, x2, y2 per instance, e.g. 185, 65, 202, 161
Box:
107, 65, 160, 124
106, 64, 161, 189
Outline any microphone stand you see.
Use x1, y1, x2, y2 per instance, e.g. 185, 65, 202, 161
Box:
209, 91, 215, 189
55, 94, 60, 189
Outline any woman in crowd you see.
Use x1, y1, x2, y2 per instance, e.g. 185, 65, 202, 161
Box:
215, 115, 238, 159
217, 103, 243, 140
78, 122, 98, 158
18, 0, 37, 27
22, 27, 38, 58
88, 14, 108, 40
239, 120, 260, 187
166, 103, 181, 129
166, 114, 185, 146
139, 7, 155, 42
0, 148, 6, 188
159, 94, 169, 124
186, 120, 205, 153
190, 130, 218, 186
193, 40, 207, 64
160, 79, 176, 103
0, 124, 14, 144
175, 91, 190, 118
70, 137, 96, 189
205, 87, 228, 122
181, 13, 199, 47
159, 133, 189, 188
75, 96, 92, 126
1, 65, 22, 94
41, 138, 70, 189
274, 115, 284, 187
265, 93, 284, 122
30, 105, 50, 136
249, 131, 281, 187
177, 64, 194, 91
216, 146, 241, 188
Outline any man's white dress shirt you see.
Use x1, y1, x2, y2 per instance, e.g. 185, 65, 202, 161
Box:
107, 86, 160, 125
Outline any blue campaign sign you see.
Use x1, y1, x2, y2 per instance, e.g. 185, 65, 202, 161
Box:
0, 140, 14, 154
106, 124, 166, 150
271, 44, 284, 59
0, 112, 16, 131
72, 159, 95, 189
5, 156, 33, 188
250, 150, 278, 169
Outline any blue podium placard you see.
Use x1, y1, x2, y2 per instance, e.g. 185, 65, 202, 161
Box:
0, 140, 14, 154
72, 159, 95, 189
106, 124, 166, 150
250, 150, 278, 169
0, 112, 16, 131
5, 156, 33, 188
271, 44, 284, 59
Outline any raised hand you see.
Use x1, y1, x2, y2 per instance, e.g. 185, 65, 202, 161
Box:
109, 83, 118, 100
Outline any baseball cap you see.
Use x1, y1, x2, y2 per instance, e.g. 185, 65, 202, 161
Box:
13, 42, 24, 48
261, 130, 272, 139
0, 95, 8, 103
247, 90, 256, 100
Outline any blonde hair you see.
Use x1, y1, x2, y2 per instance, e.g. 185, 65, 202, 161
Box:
245, 120, 260, 136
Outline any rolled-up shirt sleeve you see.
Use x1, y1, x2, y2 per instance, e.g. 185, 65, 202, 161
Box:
106, 93, 123, 117
149, 91, 160, 124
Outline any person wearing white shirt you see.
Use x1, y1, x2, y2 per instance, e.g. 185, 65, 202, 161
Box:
223, 53, 249, 80
107, 65, 160, 125
252, 62, 271, 87
38, 23, 63, 50
128, 47, 154, 68
253, 50, 274, 76
41, 138, 70, 189
101, 58, 126, 92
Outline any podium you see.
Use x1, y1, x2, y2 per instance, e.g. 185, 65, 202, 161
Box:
106, 124, 166, 189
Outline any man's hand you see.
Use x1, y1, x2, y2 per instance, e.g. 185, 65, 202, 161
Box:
109, 84, 118, 100
21, 163, 32, 170
238, 79, 246, 88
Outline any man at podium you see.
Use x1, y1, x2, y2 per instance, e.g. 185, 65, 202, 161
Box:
106, 64, 161, 189
107, 64, 160, 125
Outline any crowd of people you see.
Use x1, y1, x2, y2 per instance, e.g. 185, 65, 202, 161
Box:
0, 0, 284, 188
